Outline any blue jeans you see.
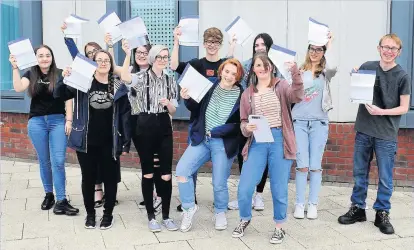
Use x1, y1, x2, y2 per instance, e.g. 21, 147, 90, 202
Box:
238, 128, 292, 223
28, 114, 67, 201
294, 120, 329, 205
176, 137, 234, 213
351, 132, 397, 212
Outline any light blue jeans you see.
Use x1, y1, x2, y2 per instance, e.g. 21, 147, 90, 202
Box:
176, 137, 234, 213
28, 114, 67, 201
293, 120, 329, 206
238, 128, 292, 223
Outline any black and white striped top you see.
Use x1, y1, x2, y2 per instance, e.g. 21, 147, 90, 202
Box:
128, 70, 178, 115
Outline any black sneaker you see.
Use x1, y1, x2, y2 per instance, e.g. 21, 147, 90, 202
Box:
85, 214, 96, 229
41, 192, 55, 210
232, 220, 250, 238
338, 206, 366, 224
270, 228, 286, 244
53, 199, 79, 216
374, 210, 394, 234
100, 214, 114, 230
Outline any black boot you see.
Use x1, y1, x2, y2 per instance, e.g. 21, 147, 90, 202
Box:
338, 206, 366, 224
374, 210, 394, 234
53, 198, 79, 216
41, 192, 55, 210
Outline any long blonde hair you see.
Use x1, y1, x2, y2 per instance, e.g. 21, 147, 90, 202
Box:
300, 45, 326, 78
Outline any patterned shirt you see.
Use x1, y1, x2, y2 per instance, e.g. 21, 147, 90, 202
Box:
128, 70, 178, 115
254, 89, 282, 128
205, 85, 240, 133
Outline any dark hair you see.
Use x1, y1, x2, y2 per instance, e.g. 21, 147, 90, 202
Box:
251, 33, 273, 58
93, 50, 114, 98
28, 45, 59, 97
247, 52, 275, 92
131, 44, 152, 73
84, 42, 102, 56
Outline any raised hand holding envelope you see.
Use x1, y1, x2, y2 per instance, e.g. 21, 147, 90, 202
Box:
225, 16, 253, 46
64, 14, 89, 39
8, 38, 38, 70
267, 44, 296, 83
118, 17, 148, 49
178, 16, 199, 46
98, 12, 123, 44
308, 17, 329, 46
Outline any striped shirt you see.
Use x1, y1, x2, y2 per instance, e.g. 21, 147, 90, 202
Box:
254, 89, 282, 128
205, 85, 240, 133
128, 70, 178, 115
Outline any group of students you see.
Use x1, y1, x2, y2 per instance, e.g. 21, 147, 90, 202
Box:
8, 20, 411, 244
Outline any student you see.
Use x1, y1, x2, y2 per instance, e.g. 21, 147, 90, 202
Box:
55, 50, 131, 230
232, 53, 303, 244
292, 32, 337, 220
171, 26, 236, 211
228, 33, 280, 211
121, 43, 179, 232
338, 34, 411, 235
177, 58, 244, 232
9, 45, 78, 216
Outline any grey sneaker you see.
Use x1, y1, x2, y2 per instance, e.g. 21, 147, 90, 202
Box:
227, 200, 239, 210
148, 219, 161, 232
270, 228, 285, 244
232, 220, 250, 238
162, 218, 178, 231
214, 212, 227, 230
180, 205, 199, 232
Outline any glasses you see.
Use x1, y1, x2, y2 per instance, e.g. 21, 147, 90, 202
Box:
86, 48, 98, 57
96, 59, 111, 65
136, 51, 149, 56
204, 40, 222, 46
380, 46, 400, 53
308, 47, 324, 54
155, 55, 169, 62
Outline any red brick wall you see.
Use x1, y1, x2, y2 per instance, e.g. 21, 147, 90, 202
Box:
1, 112, 414, 187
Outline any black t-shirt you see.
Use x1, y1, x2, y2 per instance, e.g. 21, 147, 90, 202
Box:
23, 69, 65, 119
87, 78, 114, 146
355, 61, 411, 141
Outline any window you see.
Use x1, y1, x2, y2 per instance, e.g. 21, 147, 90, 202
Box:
0, 0, 42, 113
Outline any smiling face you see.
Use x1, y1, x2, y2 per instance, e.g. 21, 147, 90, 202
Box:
153, 49, 169, 71
135, 46, 150, 67
203, 38, 221, 56
254, 38, 267, 53
308, 45, 325, 63
94, 52, 111, 74
220, 63, 238, 86
377, 37, 401, 64
253, 57, 271, 80
36, 47, 53, 70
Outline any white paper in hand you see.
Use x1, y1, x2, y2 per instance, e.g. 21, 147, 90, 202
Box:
98, 12, 123, 44
308, 17, 329, 46
177, 64, 213, 103
64, 14, 89, 39
8, 38, 38, 70
225, 16, 253, 46
178, 15, 199, 46
249, 115, 274, 143
350, 70, 376, 104
63, 54, 98, 93
268, 44, 296, 83
118, 17, 148, 49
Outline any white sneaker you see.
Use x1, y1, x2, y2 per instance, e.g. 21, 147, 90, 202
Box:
293, 204, 305, 219
228, 200, 239, 210
180, 205, 199, 232
307, 204, 318, 219
253, 193, 264, 211
214, 212, 227, 230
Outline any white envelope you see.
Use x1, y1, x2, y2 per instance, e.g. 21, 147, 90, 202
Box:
64, 14, 89, 39
63, 54, 98, 93
267, 44, 296, 83
177, 64, 213, 103
178, 15, 199, 47
249, 115, 274, 143
350, 70, 376, 104
8, 38, 38, 70
308, 17, 329, 46
98, 12, 123, 44
117, 17, 148, 49
225, 16, 253, 46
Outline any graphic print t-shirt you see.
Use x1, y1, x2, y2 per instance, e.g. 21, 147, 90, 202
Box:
88, 78, 114, 146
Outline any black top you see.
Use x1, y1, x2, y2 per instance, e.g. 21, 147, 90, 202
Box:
355, 61, 411, 141
88, 78, 114, 146
23, 69, 66, 119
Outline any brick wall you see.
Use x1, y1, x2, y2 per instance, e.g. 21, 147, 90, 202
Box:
1, 112, 414, 187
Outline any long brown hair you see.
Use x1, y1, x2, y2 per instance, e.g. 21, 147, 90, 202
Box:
93, 50, 115, 98
300, 45, 326, 78
28, 45, 58, 97
247, 52, 275, 92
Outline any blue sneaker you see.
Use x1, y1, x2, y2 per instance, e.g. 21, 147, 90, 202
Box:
162, 218, 178, 231
148, 219, 161, 232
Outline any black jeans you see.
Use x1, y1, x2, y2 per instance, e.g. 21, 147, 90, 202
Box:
77, 145, 120, 215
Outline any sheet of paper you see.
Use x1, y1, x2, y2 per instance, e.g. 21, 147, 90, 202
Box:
118, 17, 148, 49
178, 15, 199, 46
98, 12, 123, 44
350, 70, 376, 104
64, 14, 89, 39
8, 38, 38, 70
127, 35, 148, 50
268, 44, 296, 82
249, 115, 274, 143
225, 16, 253, 46
177, 64, 213, 103
63, 53, 98, 93
308, 17, 329, 46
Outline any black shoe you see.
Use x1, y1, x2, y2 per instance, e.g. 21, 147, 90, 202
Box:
100, 214, 114, 230
232, 220, 250, 238
374, 210, 394, 234
338, 206, 366, 225
139, 200, 145, 208
177, 204, 183, 212
41, 192, 55, 210
85, 214, 96, 229
53, 199, 79, 216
